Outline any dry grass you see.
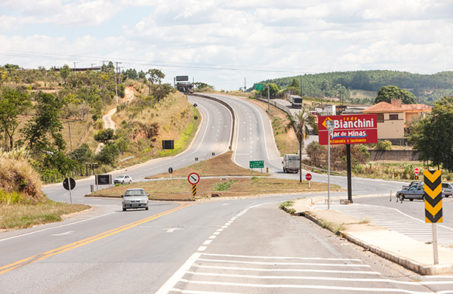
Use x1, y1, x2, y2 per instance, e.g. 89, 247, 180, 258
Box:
0, 150, 45, 202
88, 177, 337, 200
61, 119, 93, 152
0, 200, 89, 230
147, 151, 267, 179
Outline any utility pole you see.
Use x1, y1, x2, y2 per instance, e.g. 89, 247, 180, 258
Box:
67, 121, 73, 152
244, 77, 246, 91
267, 84, 270, 112
73, 62, 77, 71
115, 62, 122, 104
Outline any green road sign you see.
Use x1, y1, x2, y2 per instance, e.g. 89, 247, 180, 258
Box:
249, 160, 264, 168
255, 83, 264, 90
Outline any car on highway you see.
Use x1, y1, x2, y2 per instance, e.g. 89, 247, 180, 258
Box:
122, 188, 149, 211
114, 174, 132, 184
396, 182, 425, 201
442, 183, 453, 197
402, 181, 421, 190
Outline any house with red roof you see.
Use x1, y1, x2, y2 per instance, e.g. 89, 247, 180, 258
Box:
362, 99, 432, 144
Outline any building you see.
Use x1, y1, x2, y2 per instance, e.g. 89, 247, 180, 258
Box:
362, 99, 432, 145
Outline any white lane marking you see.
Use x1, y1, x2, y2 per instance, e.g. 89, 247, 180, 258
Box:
198, 246, 207, 252
166, 228, 182, 233
192, 264, 380, 275
208, 235, 216, 239
213, 232, 220, 235
0, 211, 114, 243
203, 240, 213, 245
51, 231, 74, 236
171, 289, 236, 294
197, 258, 370, 267
178, 280, 433, 293
186, 271, 453, 286
201, 253, 361, 262
155, 253, 201, 294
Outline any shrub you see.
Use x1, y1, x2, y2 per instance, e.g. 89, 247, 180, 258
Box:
95, 143, 120, 166
376, 140, 392, 150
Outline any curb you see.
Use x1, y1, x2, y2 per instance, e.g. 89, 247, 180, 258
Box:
299, 210, 453, 275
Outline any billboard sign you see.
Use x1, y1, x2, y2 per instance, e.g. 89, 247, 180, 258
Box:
175, 75, 189, 82
318, 114, 377, 145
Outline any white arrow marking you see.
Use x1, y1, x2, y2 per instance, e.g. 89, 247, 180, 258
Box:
52, 231, 74, 236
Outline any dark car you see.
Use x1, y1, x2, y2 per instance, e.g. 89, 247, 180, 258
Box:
396, 183, 425, 201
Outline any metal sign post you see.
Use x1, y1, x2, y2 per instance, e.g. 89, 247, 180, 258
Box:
326, 121, 334, 210
63, 177, 76, 204
423, 169, 443, 265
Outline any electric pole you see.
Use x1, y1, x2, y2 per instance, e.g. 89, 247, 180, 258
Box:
115, 62, 122, 104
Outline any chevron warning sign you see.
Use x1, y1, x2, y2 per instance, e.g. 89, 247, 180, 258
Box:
424, 170, 443, 223
192, 184, 197, 197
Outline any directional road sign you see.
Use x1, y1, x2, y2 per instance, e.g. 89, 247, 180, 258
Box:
255, 83, 264, 91
424, 170, 443, 223
249, 160, 264, 168
187, 172, 200, 185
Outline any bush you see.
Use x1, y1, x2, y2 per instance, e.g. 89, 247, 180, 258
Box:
376, 140, 392, 150
95, 143, 120, 166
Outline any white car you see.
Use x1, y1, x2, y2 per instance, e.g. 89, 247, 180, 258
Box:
122, 188, 149, 211
114, 175, 132, 184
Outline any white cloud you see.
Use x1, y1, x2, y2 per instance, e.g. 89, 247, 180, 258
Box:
1, 0, 453, 89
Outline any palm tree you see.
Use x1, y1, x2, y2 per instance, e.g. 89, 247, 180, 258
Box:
288, 107, 313, 182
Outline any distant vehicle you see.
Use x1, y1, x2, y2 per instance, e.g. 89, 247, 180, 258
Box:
396, 182, 444, 201
396, 183, 424, 201
402, 181, 422, 190
282, 154, 300, 173
442, 183, 453, 197
114, 175, 132, 184
288, 95, 303, 109
122, 188, 149, 211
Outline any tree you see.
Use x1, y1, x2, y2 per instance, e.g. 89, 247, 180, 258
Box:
375, 85, 416, 104
94, 129, 116, 144
60, 65, 71, 82
152, 83, 175, 102
23, 92, 65, 153
261, 83, 279, 98
409, 96, 453, 171
288, 107, 312, 182
146, 69, 165, 95
0, 87, 31, 150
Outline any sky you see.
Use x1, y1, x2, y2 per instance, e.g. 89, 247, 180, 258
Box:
1, 0, 453, 90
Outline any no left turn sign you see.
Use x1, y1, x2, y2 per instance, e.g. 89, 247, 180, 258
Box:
187, 172, 200, 185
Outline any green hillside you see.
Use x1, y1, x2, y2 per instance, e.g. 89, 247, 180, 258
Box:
262, 70, 453, 104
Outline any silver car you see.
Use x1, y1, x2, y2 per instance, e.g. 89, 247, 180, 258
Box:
442, 183, 453, 197
122, 188, 149, 211
114, 175, 133, 184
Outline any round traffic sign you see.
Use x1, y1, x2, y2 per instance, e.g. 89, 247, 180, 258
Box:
414, 167, 420, 175
187, 172, 200, 185
63, 177, 76, 190
305, 173, 312, 181
168, 167, 173, 174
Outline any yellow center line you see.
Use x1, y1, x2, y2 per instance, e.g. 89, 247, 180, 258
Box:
0, 202, 191, 275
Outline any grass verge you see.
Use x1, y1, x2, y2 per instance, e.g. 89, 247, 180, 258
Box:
0, 200, 90, 230
147, 151, 267, 178
87, 177, 340, 200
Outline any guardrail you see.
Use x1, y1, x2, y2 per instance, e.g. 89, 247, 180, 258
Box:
191, 93, 236, 151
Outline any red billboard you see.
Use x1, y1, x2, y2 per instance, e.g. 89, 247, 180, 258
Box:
318, 114, 377, 145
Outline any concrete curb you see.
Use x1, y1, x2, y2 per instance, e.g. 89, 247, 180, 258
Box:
297, 208, 453, 275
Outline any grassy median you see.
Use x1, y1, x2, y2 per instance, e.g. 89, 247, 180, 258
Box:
87, 177, 339, 200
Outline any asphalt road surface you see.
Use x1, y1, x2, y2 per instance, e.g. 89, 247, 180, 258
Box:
1, 94, 452, 293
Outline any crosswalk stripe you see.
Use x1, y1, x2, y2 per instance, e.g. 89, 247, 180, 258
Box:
201, 253, 361, 262
197, 258, 370, 267
192, 264, 380, 275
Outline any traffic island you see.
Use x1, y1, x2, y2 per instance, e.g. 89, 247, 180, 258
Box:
287, 196, 453, 275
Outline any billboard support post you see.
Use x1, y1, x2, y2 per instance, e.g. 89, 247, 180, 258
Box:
346, 144, 352, 203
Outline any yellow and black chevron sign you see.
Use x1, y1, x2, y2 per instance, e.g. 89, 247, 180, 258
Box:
192, 184, 197, 197
424, 170, 443, 223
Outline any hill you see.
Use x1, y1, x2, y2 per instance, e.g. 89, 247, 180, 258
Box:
261, 70, 453, 104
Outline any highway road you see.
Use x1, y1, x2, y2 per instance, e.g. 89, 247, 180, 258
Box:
1, 93, 452, 293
